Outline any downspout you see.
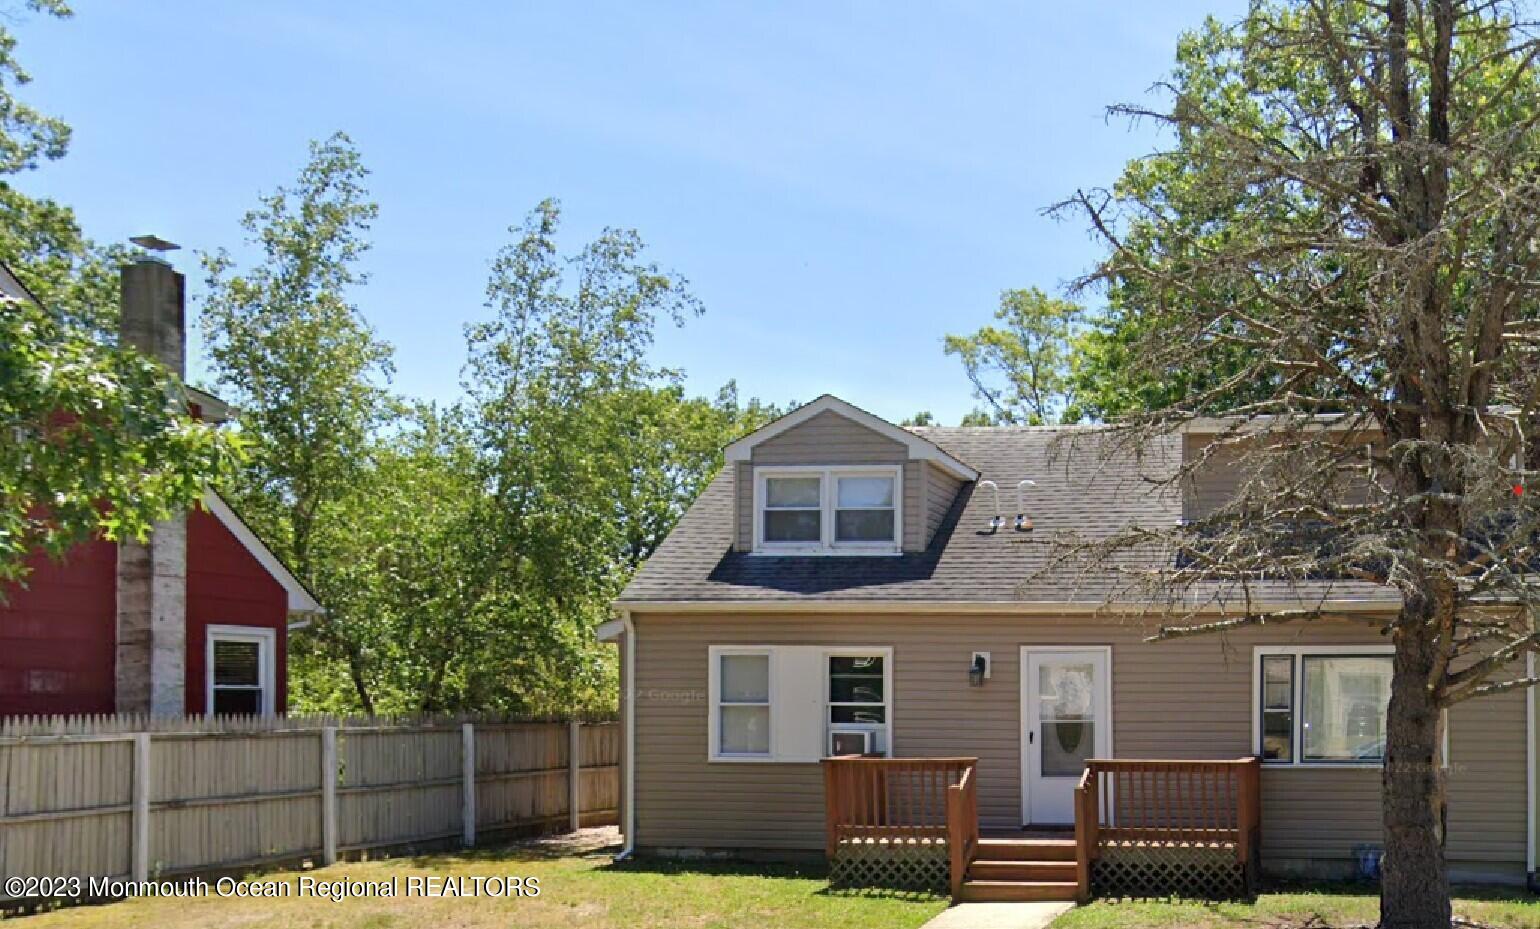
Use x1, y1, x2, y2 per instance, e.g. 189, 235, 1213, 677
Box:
614, 608, 637, 861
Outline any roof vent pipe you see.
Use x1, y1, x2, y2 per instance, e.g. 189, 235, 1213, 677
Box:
978, 480, 1003, 532
1014, 480, 1036, 532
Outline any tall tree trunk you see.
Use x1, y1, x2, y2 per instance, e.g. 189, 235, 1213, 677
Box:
1381, 618, 1450, 929
345, 643, 375, 716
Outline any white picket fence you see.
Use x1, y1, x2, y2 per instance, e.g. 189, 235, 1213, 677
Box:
0, 715, 619, 898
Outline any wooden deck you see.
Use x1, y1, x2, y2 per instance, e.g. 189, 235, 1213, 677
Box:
822, 755, 1261, 903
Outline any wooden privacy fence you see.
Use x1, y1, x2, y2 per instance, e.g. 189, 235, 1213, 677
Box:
0, 715, 618, 899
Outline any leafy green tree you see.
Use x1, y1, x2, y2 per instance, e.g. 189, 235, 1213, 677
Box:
252, 192, 772, 716
0, 1, 120, 331
1, 293, 239, 584
1063, 11, 1367, 423
1, 1, 235, 585
453, 200, 774, 715
943, 287, 1082, 424
200, 132, 394, 710
900, 411, 935, 427
616, 381, 780, 569
1052, 3, 1540, 925
285, 404, 489, 713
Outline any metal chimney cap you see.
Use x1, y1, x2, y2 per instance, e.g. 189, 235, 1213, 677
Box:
129, 234, 180, 252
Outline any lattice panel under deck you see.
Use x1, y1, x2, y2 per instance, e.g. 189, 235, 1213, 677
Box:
829, 839, 949, 894
1093, 842, 1252, 900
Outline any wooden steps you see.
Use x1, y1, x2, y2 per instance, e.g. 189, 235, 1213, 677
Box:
960, 838, 1079, 902
958, 879, 1081, 902
976, 837, 1075, 861
968, 859, 1077, 882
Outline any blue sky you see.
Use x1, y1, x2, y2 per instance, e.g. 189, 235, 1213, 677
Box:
16, 1, 1245, 425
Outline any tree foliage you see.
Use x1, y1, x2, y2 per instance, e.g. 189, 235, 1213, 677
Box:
200, 132, 396, 710
201, 132, 393, 580
943, 287, 1082, 424
1, 1, 235, 586
205, 171, 773, 715
445, 200, 775, 715
1050, 2, 1540, 926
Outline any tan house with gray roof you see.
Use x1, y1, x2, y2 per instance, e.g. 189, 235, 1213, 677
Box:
600, 395, 1535, 900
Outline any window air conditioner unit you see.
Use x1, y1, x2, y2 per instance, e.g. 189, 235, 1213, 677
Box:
830, 730, 874, 757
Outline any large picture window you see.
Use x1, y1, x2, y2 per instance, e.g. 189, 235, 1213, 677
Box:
1254, 646, 1392, 765
754, 466, 901, 553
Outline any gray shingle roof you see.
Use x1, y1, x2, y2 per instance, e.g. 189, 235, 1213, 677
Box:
620, 426, 1219, 603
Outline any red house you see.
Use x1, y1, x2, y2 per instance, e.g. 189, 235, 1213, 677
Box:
0, 256, 322, 718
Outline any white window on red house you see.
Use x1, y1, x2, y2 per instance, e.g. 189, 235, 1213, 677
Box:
207, 626, 276, 716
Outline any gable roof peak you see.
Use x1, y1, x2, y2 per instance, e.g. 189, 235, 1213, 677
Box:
722, 394, 979, 481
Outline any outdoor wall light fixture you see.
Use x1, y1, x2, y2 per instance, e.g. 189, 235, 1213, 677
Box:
969, 652, 990, 686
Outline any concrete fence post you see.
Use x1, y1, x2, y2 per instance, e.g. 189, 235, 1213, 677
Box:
568, 719, 582, 833
462, 723, 476, 847
131, 733, 150, 882
321, 727, 338, 865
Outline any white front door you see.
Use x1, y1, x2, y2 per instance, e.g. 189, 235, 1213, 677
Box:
1022, 647, 1111, 825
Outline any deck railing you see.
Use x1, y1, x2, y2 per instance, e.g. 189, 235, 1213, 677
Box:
945, 762, 979, 899
1074, 757, 1261, 900
821, 756, 977, 895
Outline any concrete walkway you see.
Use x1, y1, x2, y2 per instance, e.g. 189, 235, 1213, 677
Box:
920, 900, 1074, 929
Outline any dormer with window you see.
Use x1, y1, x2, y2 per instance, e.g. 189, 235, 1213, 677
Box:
724, 396, 978, 555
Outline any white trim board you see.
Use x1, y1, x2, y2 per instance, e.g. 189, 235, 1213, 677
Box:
0, 261, 38, 305
203, 492, 323, 614
1019, 645, 1113, 827
723, 395, 978, 482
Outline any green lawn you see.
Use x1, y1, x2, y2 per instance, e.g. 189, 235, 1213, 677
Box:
19, 832, 947, 929
1052, 884, 1540, 929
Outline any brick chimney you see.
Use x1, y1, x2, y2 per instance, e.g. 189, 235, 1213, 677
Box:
115, 251, 188, 716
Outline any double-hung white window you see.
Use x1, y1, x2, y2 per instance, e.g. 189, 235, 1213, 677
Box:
715, 650, 772, 757
206, 625, 277, 716
1254, 646, 1394, 765
709, 645, 893, 761
754, 466, 901, 553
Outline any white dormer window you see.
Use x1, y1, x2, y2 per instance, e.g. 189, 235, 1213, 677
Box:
753, 465, 902, 554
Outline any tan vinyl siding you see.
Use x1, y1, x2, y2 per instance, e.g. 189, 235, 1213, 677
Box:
735, 410, 925, 552
1447, 684, 1528, 866
902, 461, 922, 551
734, 462, 753, 552
630, 610, 1528, 876
1183, 434, 1379, 521
1183, 435, 1247, 521
925, 463, 964, 545
752, 411, 908, 464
